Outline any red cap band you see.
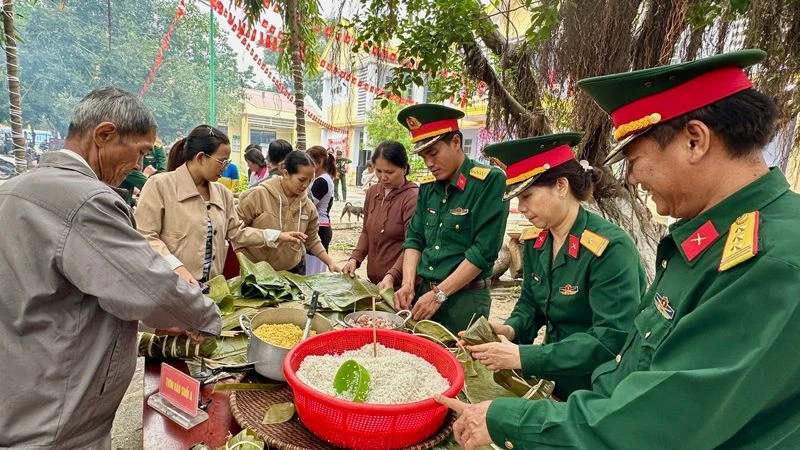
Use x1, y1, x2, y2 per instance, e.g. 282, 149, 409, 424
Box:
410, 119, 460, 143
505, 144, 574, 184
611, 66, 753, 140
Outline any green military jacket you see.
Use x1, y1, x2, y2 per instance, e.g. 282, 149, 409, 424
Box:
486, 168, 800, 449
506, 207, 645, 398
404, 157, 509, 281
143, 144, 167, 172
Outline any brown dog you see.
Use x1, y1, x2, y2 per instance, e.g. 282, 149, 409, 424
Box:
340, 202, 365, 222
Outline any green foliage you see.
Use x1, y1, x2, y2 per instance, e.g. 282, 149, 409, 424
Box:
353, 0, 492, 103
4, 1, 249, 141
686, 0, 751, 29
364, 101, 426, 178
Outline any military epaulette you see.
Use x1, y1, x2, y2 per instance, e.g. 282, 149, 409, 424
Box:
419, 174, 436, 184
580, 230, 609, 257
519, 227, 541, 241
719, 211, 759, 271
470, 166, 491, 180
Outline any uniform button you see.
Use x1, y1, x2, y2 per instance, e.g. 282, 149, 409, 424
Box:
206, 205, 211, 210
435, 245, 440, 250
505, 440, 514, 449
212, 255, 216, 261
213, 230, 218, 236
442, 198, 446, 204
428, 266, 434, 271
439, 223, 442, 227
661, 260, 667, 269
644, 331, 652, 339
615, 354, 622, 364
455, 224, 460, 230
380, 229, 384, 234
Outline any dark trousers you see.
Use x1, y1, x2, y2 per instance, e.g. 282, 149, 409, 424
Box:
334, 177, 346, 201
318, 225, 332, 251
413, 283, 491, 334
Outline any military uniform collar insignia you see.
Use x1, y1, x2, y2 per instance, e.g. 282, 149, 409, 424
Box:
533, 230, 549, 249
568, 235, 580, 259
679, 220, 720, 262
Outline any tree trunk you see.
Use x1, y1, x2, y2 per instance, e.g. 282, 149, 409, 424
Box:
2, 0, 25, 175
285, 0, 306, 151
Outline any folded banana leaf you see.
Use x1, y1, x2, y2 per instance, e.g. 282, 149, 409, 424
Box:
137, 332, 217, 359
291, 273, 381, 311
186, 334, 249, 377
237, 253, 293, 301
218, 428, 264, 450
461, 316, 557, 398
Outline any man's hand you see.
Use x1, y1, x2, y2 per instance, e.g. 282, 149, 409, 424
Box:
435, 395, 493, 450
411, 289, 441, 321
278, 231, 307, 244
174, 266, 199, 286
342, 259, 358, 277
465, 335, 522, 371
143, 165, 157, 177
394, 284, 415, 310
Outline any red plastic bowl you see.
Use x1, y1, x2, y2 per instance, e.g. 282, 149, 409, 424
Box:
283, 328, 464, 449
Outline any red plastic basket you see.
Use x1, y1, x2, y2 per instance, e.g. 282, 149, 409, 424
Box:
283, 328, 464, 449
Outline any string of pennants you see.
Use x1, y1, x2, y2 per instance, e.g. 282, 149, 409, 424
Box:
139, 0, 185, 98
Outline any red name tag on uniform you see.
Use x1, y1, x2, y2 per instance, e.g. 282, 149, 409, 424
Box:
159, 363, 200, 417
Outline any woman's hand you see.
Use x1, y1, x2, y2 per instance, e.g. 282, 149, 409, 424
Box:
378, 274, 394, 292
278, 231, 307, 244
174, 266, 199, 286
342, 258, 358, 277
465, 335, 522, 371
327, 261, 342, 273
490, 321, 516, 340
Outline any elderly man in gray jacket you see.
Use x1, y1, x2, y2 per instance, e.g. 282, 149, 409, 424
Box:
0, 88, 222, 449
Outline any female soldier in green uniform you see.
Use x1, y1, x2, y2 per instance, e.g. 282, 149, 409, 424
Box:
467, 132, 646, 399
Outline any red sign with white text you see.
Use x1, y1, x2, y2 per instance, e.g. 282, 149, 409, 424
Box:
159, 363, 200, 417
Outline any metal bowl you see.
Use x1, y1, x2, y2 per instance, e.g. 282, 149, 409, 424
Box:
341, 310, 412, 332
240, 308, 334, 381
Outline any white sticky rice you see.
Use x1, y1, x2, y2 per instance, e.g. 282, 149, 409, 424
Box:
295, 343, 451, 404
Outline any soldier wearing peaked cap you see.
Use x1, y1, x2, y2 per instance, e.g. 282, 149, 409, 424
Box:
436, 49, 800, 450
394, 104, 509, 333
464, 132, 646, 400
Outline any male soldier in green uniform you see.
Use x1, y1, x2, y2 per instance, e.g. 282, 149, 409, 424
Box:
120, 140, 166, 205
436, 49, 800, 449
467, 133, 646, 399
394, 104, 509, 333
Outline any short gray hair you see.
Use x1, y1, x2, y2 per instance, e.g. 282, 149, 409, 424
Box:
66, 87, 157, 139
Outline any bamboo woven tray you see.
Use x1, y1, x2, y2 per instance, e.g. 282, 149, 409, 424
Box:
229, 373, 456, 450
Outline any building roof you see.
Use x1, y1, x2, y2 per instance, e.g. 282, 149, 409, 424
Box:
244, 89, 296, 112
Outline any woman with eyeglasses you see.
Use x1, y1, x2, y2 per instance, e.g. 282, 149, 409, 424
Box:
135, 125, 288, 286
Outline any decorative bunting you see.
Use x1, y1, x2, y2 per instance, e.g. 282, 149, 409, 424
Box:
139, 0, 185, 98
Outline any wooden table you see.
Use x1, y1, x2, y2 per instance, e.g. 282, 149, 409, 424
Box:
142, 359, 241, 449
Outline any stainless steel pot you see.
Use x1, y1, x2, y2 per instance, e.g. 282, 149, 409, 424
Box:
341, 310, 412, 332
240, 308, 334, 381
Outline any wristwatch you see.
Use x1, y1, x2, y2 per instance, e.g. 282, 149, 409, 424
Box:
432, 286, 448, 304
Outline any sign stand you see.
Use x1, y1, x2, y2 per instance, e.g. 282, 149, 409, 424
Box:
146, 363, 209, 430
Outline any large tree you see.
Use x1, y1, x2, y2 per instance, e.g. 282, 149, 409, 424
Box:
2, 0, 25, 174
241, 0, 324, 150
350, 0, 800, 262
3, 0, 249, 142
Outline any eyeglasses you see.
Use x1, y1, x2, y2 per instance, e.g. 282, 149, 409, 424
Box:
205, 153, 230, 168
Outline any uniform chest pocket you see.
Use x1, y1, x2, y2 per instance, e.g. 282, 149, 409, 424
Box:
424, 209, 440, 227
443, 213, 471, 233
631, 304, 674, 370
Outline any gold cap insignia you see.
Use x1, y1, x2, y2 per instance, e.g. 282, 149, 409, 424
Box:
406, 116, 422, 130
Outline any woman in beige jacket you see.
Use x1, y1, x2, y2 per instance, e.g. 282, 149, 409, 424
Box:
135, 125, 303, 285
236, 151, 341, 274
